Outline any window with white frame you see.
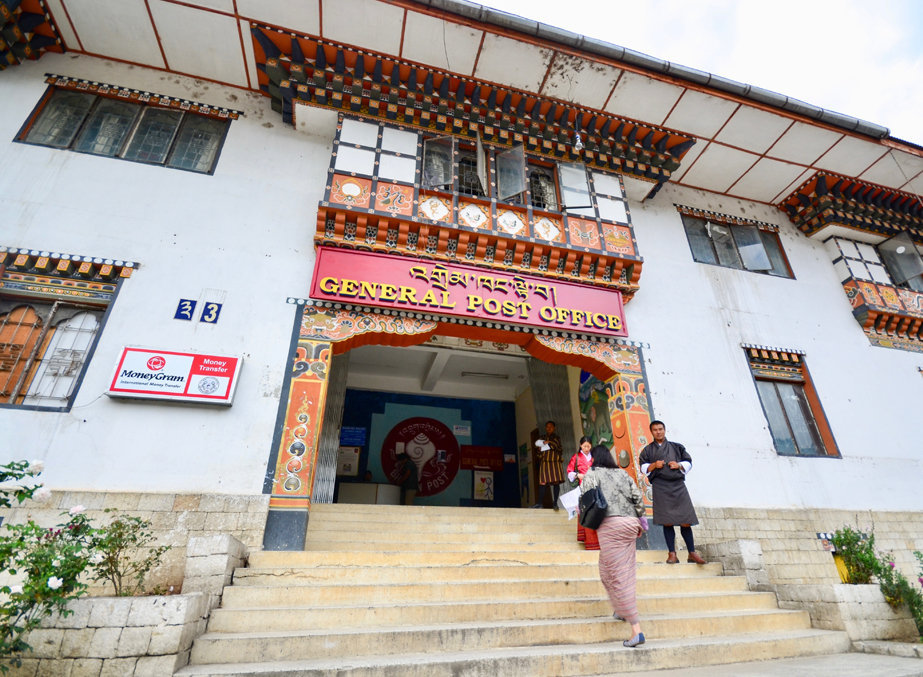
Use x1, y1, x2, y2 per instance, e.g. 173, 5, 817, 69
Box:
825, 233, 923, 292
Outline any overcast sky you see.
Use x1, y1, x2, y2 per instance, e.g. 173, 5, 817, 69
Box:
482, 0, 923, 146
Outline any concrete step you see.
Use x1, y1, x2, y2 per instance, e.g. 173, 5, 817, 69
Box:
232, 561, 725, 586
190, 610, 813, 665
307, 517, 579, 536
175, 629, 851, 677
249, 549, 681, 568
306, 528, 585, 545
209, 592, 780, 632
220, 575, 749, 608
308, 503, 573, 521
304, 540, 595, 551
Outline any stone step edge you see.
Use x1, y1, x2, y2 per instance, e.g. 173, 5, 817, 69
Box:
195, 608, 810, 641
237, 562, 722, 574
175, 629, 848, 675
224, 574, 742, 590
217, 591, 776, 612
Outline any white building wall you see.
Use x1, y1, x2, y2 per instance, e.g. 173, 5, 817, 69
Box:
0, 54, 338, 495
3, 54, 921, 512
627, 183, 923, 511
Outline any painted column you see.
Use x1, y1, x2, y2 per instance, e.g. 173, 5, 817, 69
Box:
607, 371, 654, 514
262, 337, 332, 549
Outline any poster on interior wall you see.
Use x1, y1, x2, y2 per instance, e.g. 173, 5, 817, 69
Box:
336, 446, 360, 476
106, 347, 242, 405
340, 427, 367, 446
460, 445, 504, 471
381, 417, 460, 496
473, 471, 494, 501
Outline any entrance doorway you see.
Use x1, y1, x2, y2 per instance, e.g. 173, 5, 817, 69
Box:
330, 338, 538, 508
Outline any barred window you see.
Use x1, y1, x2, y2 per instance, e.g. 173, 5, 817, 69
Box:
458, 152, 485, 197
20, 87, 230, 174
529, 165, 558, 211
0, 302, 103, 408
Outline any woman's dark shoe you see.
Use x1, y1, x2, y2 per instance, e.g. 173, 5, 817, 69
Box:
623, 633, 645, 648
665, 552, 679, 564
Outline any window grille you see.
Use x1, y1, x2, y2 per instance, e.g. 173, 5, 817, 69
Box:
0, 302, 101, 407
458, 153, 485, 197
529, 167, 558, 211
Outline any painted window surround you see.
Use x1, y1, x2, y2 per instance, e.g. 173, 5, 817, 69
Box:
743, 345, 839, 459
0, 247, 135, 411
319, 113, 644, 300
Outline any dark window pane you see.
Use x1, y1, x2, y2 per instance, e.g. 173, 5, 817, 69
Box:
756, 381, 798, 455
458, 152, 485, 197
759, 230, 790, 277
683, 217, 717, 265
123, 109, 183, 164
26, 90, 95, 148
878, 231, 923, 284
74, 99, 141, 157
903, 275, 923, 292
529, 167, 558, 211
733, 225, 772, 270
709, 222, 743, 269
496, 145, 526, 201
777, 382, 825, 456
167, 116, 226, 172
422, 136, 453, 189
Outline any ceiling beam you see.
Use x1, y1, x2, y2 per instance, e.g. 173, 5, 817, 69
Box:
421, 350, 451, 392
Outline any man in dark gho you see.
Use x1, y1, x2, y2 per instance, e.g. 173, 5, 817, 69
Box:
639, 420, 706, 564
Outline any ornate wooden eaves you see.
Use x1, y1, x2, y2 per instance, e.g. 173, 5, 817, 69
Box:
780, 172, 923, 244
0, 246, 137, 306
843, 277, 923, 354
315, 205, 642, 301
249, 25, 696, 197
0, 0, 63, 70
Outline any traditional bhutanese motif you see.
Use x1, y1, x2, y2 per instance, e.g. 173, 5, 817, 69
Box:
597, 516, 642, 624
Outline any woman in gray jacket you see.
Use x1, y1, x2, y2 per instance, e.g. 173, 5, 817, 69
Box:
580, 445, 646, 648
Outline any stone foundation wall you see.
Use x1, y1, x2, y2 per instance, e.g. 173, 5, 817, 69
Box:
0, 491, 269, 593
695, 507, 923, 586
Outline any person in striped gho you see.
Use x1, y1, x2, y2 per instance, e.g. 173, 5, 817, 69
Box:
580, 444, 647, 648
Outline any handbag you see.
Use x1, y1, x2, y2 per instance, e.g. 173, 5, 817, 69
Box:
578, 476, 608, 530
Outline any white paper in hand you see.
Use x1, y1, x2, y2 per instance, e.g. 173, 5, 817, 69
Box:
558, 486, 580, 520
541, 444, 550, 452
534, 439, 544, 447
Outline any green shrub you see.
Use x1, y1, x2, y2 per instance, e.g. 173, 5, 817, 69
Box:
830, 526, 879, 584
86, 509, 171, 597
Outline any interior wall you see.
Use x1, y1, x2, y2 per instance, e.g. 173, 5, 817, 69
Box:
338, 389, 520, 507
514, 386, 537, 507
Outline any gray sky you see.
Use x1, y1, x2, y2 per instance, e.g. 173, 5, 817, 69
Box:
483, 0, 923, 145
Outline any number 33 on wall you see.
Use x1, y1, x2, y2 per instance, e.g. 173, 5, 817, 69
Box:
200, 302, 222, 324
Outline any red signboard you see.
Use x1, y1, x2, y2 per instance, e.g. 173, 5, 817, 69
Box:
309, 248, 628, 337
106, 347, 242, 405
460, 445, 504, 471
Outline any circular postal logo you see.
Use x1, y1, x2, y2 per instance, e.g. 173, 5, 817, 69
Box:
197, 377, 220, 395
146, 356, 166, 371
381, 417, 460, 497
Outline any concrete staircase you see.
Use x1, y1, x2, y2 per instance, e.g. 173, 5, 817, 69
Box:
176, 503, 849, 676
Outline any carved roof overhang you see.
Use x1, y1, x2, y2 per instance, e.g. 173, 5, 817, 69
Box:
249, 24, 697, 197
0, 0, 63, 70
779, 172, 923, 245
0, 246, 136, 307
316, 204, 642, 301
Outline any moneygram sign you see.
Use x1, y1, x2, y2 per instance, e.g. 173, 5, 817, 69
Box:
107, 347, 242, 405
